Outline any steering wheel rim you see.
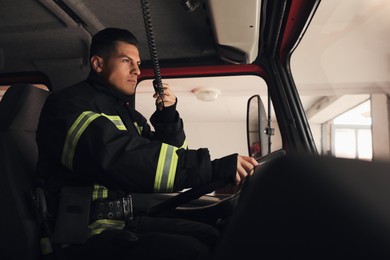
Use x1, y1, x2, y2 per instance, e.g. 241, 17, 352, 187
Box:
148, 149, 286, 217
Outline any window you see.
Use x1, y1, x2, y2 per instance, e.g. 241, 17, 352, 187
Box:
136, 75, 282, 159
0, 84, 49, 101
332, 100, 372, 160
291, 1, 388, 160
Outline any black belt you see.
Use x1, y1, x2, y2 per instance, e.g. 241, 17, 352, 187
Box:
91, 195, 133, 222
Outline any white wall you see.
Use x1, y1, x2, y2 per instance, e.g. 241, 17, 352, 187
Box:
184, 119, 284, 159
309, 123, 322, 154
371, 94, 390, 160
184, 121, 248, 160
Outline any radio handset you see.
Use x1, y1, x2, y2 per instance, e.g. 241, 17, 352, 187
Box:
153, 79, 164, 110
141, 0, 165, 109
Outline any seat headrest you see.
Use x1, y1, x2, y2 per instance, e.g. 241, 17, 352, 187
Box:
0, 84, 50, 131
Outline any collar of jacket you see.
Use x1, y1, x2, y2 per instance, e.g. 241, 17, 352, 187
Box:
87, 70, 134, 106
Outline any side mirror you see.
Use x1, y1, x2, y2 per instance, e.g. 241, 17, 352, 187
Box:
246, 95, 269, 160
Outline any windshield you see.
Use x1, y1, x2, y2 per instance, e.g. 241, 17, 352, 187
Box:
136, 75, 282, 159
291, 0, 390, 160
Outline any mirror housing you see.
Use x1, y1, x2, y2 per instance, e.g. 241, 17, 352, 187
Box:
246, 95, 269, 159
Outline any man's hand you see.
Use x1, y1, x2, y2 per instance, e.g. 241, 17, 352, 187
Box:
235, 155, 258, 185
153, 82, 177, 110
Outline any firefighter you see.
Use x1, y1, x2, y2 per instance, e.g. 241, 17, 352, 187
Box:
36, 28, 258, 260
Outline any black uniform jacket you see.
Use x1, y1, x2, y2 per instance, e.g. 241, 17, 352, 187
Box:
36, 71, 237, 201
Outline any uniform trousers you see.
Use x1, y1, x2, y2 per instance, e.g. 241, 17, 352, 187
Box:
63, 216, 220, 260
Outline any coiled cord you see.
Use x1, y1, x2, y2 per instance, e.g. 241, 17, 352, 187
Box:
181, 0, 200, 12
140, 0, 164, 99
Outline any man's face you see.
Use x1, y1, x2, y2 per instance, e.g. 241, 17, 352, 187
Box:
96, 41, 141, 95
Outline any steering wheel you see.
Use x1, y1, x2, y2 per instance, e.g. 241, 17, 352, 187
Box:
148, 149, 286, 217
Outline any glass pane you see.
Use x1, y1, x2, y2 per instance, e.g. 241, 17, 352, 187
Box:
290, 0, 383, 159
136, 75, 282, 160
334, 128, 356, 158
357, 129, 372, 160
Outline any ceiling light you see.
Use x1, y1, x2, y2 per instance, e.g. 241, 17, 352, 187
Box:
192, 87, 221, 101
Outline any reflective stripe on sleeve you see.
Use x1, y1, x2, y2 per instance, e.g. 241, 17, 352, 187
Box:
61, 111, 127, 170
133, 122, 143, 135
180, 139, 188, 149
154, 143, 179, 192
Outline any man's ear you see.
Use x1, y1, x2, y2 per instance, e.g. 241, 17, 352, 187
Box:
90, 56, 104, 73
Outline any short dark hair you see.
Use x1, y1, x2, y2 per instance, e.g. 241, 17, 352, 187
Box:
89, 28, 139, 59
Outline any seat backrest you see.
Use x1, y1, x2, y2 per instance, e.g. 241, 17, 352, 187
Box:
0, 84, 50, 260
214, 154, 390, 259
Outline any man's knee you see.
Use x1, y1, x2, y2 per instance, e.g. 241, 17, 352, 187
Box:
65, 229, 212, 260
137, 232, 211, 260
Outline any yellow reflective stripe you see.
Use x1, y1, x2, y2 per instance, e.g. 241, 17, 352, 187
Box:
40, 237, 53, 255
92, 184, 108, 201
102, 114, 127, 131
62, 111, 100, 170
167, 147, 179, 191
154, 143, 179, 192
180, 139, 188, 149
154, 144, 168, 191
133, 122, 143, 135
88, 219, 125, 237
62, 112, 127, 170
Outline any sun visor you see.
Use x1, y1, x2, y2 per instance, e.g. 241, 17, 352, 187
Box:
207, 0, 261, 64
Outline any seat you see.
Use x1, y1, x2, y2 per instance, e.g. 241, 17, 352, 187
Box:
214, 154, 390, 259
0, 84, 50, 260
